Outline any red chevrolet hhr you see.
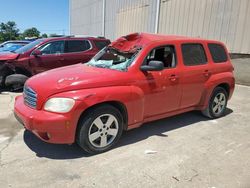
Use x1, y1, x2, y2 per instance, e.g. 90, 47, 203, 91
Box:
14, 33, 235, 154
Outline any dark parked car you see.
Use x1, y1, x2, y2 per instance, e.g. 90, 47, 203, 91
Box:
0, 40, 30, 52
0, 36, 110, 90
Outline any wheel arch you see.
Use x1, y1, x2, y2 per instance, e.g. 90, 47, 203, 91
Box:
0, 63, 31, 86
216, 83, 230, 96
200, 80, 233, 109
76, 100, 128, 134
14, 66, 32, 77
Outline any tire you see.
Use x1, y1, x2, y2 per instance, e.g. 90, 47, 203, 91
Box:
5, 74, 28, 90
202, 87, 228, 119
76, 104, 124, 154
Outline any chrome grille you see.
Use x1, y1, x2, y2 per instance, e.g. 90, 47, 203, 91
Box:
23, 86, 37, 109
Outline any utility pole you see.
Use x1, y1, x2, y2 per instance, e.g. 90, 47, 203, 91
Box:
102, 0, 106, 37
154, 0, 161, 34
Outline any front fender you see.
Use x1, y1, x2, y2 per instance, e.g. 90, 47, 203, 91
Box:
50, 85, 145, 127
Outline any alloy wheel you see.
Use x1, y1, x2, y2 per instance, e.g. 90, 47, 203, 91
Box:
88, 114, 119, 148
212, 93, 226, 115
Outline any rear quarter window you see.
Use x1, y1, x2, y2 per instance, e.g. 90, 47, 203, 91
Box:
93, 40, 110, 50
181, 43, 207, 66
208, 43, 228, 63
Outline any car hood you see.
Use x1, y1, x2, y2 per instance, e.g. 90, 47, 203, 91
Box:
0, 52, 19, 61
26, 64, 129, 104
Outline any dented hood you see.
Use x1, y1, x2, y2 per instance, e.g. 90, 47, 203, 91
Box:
0, 52, 19, 61
26, 64, 128, 105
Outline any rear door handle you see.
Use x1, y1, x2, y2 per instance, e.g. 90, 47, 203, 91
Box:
203, 70, 211, 77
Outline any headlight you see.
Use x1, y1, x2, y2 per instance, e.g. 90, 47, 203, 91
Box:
44, 98, 75, 113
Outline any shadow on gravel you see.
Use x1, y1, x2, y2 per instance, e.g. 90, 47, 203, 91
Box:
23, 108, 233, 160
23, 131, 91, 159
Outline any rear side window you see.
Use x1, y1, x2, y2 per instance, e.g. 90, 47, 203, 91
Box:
181, 44, 207, 66
65, 40, 91, 53
93, 40, 110, 50
208, 43, 228, 63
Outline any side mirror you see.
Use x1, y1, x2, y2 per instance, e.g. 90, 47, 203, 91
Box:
32, 49, 42, 57
140, 60, 164, 71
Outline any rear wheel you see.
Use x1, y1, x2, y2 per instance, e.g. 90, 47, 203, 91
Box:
76, 104, 123, 154
202, 87, 228, 118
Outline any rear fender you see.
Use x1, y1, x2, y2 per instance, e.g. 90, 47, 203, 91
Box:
199, 72, 235, 109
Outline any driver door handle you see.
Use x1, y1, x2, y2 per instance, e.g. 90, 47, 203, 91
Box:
169, 74, 178, 82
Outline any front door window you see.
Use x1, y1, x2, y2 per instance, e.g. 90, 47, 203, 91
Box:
38, 41, 64, 55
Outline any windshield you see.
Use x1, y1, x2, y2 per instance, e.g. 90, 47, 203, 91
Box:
15, 39, 44, 54
0, 43, 24, 52
86, 46, 141, 71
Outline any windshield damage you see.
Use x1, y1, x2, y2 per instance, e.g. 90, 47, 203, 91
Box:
86, 33, 143, 71
86, 46, 141, 71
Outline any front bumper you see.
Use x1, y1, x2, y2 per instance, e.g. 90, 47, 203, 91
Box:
14, 95, 80, 144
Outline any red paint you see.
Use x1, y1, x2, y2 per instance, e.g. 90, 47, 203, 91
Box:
14, 33, 235, 144
0, 52, 19, 61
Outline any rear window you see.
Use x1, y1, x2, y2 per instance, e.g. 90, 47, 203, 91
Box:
208, 43, 228, 63
65, 40, 91, 53
181, 44, 207, 66
93, 40, 110, 50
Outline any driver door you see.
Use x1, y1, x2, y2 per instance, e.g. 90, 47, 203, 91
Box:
29, 40, 65, 74
139, 45, 182, 117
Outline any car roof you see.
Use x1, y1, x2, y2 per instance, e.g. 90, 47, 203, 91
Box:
41, 36, 109, 42
110, 32, 225, 53
124, 32, 224, 44
1, 40, 30, 44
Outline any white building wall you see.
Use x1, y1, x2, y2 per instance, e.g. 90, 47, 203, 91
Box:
70, 0, 250, 54
105, 0, 158, 40
159, 0, 250, 54
70, 0, 103, 36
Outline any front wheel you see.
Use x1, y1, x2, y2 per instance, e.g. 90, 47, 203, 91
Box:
202, 87, 228, 119
5, 74, 28, 91
76, 104, 123, 154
